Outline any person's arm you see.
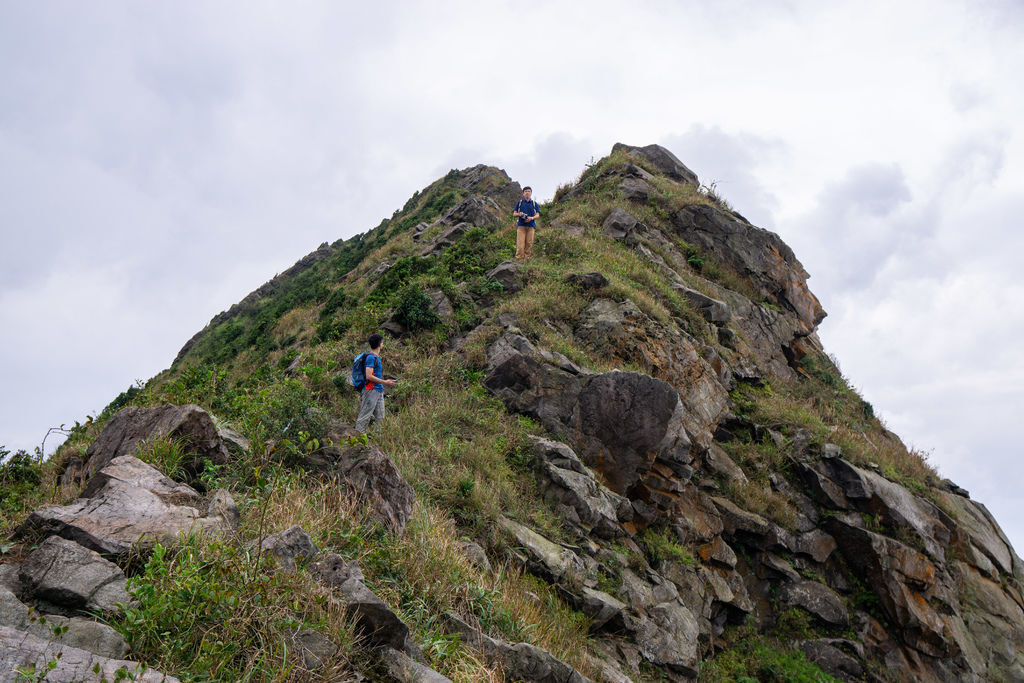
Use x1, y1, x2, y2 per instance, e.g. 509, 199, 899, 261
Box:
366, 365, 397, 387
529, 202, 539, 221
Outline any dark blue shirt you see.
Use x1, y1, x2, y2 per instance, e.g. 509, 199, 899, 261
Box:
514, 198, 539, 228
364, 353, 384, 393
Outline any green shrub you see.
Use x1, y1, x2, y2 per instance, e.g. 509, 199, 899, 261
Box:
392, 286, 441, 332
638, 527, 695, 566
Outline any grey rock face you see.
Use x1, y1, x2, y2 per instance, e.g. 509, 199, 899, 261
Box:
256, 526, 319, 572
18, 537, 129, 614
485, 260, 525, 293
23, 456, 235, 557
81, 404, 229, 484
310, 554, 412, 653
530, 436, 629, 538
635, 602, 701, 677
800, 639, 864, 681
619, 176, 653, 202
0, 586, 129, 659
305, 442, 414, 534
779, 580, 849, 626
497, 516, 588, 584
672, 285, 731, 325
381, 646, 453, 683
290, 628, 338, 670
602, 208, 640, 241
670, 203, 825, 332
611, 143, 699, 185
425, 288, 455, 320
0, 625, 178, 682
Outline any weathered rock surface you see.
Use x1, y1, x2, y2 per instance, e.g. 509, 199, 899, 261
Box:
23, 456, 236, 557
612, 143, 699, 185
18, 536, 130, 614
256, 525, 319, 572
0, 586, 129, 659
304, 441, 414, 534
497, 516, 588, 584
486, 260, 525, 293
310, 554, 412, 653
289, 628, 338, 670
445, 612, 592, 683
530, 436, 630, 538
381, 646, 453, 683
635, 602, 701, 677
0, 625, 178, 682
81, 404, 229, 483
564, 272, 609, 291
603, 208, 641, 242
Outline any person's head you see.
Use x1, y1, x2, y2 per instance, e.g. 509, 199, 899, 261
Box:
522, 186, 532, 200
368, 333, 383, 352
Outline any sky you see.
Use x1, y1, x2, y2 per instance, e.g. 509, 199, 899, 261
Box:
1, 1, 1022, 551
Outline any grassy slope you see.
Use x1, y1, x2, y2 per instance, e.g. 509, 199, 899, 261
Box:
0, 151, 940, 681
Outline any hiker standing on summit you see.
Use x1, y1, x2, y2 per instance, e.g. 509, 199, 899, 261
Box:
513, 186, 540, 260
354, 333, 397, 434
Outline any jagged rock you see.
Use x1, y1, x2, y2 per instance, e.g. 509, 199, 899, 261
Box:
794, 529, 837, 563
425, 288, 455, 320
440, 195, 504, 228
697, 536, 737, 569
497, 516, 588, 584
612, 143, 699, 186
216, 425, 250, 453
80, 454, 201, 500
603, 208, 640, 241
18, 537, 129, 614
701, 565, 755, 614
619, 569, 655, 611
779, 580, 849, 626
800, 639, 864, 682
381, 646, 453, 683
304, 442, 414, 534
81, 404, 230, 484
22, 456, 235, 557
702, 445, 747, 486
530, 437, 629, 538
0, 626, 179, 682
256, 526, 318, 572
564, 272, 609, 291
444, 612, 592, 683
759, 552, 801, 582
670, 203, 825, 332
310, 554, 412, 653
572, 299, 729, 452
485, 333, 709, 518
284, 354, 304, 376
619, 176, 653, 202
635, 602, 700, 677
671, 285, 731, 325
675, 486, 724, 542
710, 496, 771, 537
797, 456, 950, 562
0, 586, 129, 659
936, 490, 1022, 579
0, 565, 23, 596
420, 222, 473, 256
485, 261, 525, 293
578, 587, 627, 631
290, 628, 338, 670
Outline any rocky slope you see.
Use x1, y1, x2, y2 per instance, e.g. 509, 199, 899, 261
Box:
1, 143, 1021, 681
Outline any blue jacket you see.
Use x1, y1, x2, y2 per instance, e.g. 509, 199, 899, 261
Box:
364, 353, 384, 393
514, 198, 539, 228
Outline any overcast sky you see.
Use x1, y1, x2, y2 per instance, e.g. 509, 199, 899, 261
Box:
2, 1, 1021, 551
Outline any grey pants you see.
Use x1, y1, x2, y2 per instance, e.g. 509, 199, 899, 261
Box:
355, 389, 385, 432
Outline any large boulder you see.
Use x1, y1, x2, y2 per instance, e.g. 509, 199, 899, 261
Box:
304, 442, 414, 534
0, 626, 178, 682
634, 601, 701, 677
80, 404, 230, 484
18, 537, 129, 614
0, 586, 129, 659
670, 203, 825, 333
611, 143, 699, 186
255, 526, 319, 572
23, 456, 237, 557
603, 208, 641, 241
485, 332, 722, 521
485, 261, 525, 294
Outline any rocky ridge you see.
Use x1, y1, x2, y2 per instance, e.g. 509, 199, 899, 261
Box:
2, 143, 1021, 681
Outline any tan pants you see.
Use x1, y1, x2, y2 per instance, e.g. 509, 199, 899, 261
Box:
516, 226, 535, 259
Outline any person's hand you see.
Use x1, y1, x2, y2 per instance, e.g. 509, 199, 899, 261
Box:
385, 378, 398, 387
